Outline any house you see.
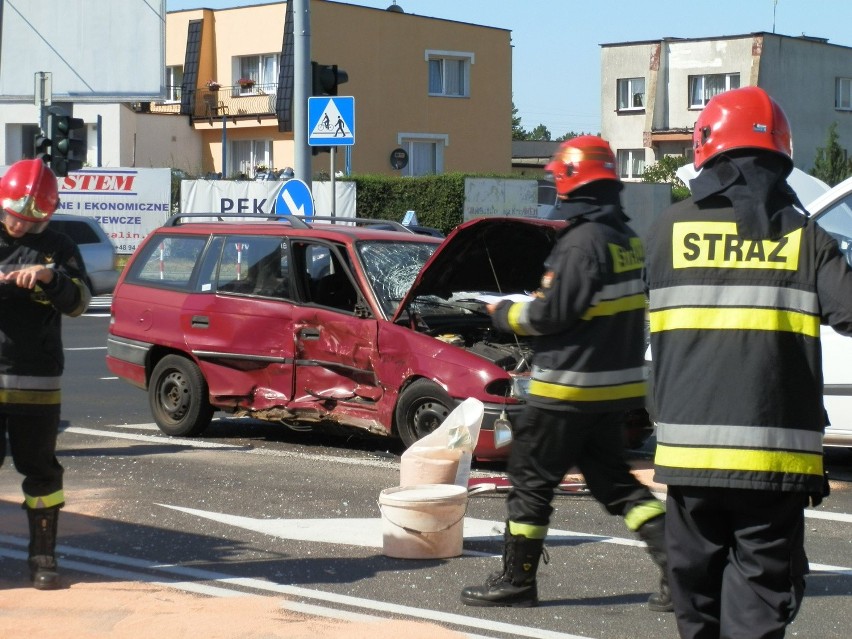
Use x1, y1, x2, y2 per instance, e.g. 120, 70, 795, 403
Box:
0, 1, 511, 178
600, 32, 852, 179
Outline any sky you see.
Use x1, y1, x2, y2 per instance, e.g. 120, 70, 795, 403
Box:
165, 0, 852, 138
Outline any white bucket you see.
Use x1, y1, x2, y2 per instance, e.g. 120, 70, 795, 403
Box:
378, 483, 468, 559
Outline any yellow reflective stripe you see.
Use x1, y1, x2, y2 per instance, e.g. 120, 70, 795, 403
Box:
509, 521, 548, 539
69, 278, 93, 317
655, 444, 824, 476
581, 293, 647, 320
650, 307, 820, 337
529, 379, 646, 402
624, 500, 665, 532
672, 222, 801, 270
507, 301, 536, 336
0, 389, 62, 404
24, 490, 65, 509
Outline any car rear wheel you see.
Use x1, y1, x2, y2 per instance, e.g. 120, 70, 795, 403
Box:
148, 355, 214, 437
394, 379, 453, 448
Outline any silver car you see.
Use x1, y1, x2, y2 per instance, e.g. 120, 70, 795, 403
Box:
48, 214, 119, 296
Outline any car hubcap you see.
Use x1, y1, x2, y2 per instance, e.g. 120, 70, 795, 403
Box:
412, 399, 449, 439
159, 371, 190, 421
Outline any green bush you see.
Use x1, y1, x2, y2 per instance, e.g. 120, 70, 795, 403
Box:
343, 173, 469, 234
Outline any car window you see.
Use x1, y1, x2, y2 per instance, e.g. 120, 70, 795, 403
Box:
126, 235, 208, 290
357, 240, 438, 316
216, 235, 290, 299
814, 191, 852, 267
292, 241, 359, 312
49, 220, 101, 244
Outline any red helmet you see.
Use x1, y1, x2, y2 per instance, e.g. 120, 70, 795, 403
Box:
0, 159, 60, 233
692, 86, 792, 169
545, 135, 620, 199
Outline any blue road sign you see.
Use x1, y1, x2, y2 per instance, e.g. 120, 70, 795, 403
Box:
308, 96, 355, 146
274, 179, 314, 218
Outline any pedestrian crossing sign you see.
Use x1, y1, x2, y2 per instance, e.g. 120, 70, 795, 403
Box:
308, 96, 355, 146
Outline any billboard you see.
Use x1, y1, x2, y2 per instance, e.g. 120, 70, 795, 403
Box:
56, 168, 172, 254
0, 0, 166, 102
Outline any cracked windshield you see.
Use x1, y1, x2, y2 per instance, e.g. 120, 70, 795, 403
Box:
357, 240, 438, 316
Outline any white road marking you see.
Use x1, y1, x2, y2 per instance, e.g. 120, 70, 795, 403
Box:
0, 534, 593, 639
65, 424, 852, 526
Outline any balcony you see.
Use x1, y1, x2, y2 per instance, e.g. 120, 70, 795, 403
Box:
145, 83, 278, 123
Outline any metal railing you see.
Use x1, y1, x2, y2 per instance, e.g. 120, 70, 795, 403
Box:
147, 83, 278, 121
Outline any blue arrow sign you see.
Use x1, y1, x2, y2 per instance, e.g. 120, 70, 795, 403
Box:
274, 179, 314, 219
308, 96, 355, 146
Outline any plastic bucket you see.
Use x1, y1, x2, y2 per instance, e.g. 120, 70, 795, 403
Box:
378, 484, 468, 559
399, 446, 460, 486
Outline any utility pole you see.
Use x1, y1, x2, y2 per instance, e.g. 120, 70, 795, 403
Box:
293, 0, 311, 186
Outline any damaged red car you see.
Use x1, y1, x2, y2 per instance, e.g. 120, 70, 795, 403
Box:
106, 214, 652, 460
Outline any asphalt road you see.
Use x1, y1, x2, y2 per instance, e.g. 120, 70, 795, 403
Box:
1, 310, 850, 639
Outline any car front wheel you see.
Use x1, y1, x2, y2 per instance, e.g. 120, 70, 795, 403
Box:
148, 354, 214, 437
394, 379, 453, 448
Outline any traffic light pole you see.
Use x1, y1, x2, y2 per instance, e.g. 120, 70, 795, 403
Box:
330, 147, 336, 217
293, 0, 311, 186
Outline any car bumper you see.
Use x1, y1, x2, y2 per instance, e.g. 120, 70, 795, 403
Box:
88, 269, 120, 296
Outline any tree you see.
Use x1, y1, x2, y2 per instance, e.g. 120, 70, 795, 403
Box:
528, 124, 551, 141
512, 101, 529, 140
811, 122, 852, 186
642, 154, 691, 201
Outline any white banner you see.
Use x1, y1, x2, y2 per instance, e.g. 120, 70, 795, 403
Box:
0, 166, 171, 255
181, 179, 356, 220
463, 178, 539, 221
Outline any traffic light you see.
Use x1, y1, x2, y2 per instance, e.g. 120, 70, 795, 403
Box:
311, 61, 348, 96
49, 111, 87, 176
34, 132, 52, 165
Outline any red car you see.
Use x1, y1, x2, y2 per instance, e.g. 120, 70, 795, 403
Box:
107, 214, 651, 460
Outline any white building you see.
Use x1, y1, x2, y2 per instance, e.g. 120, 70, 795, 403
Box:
601, 32, 852, 180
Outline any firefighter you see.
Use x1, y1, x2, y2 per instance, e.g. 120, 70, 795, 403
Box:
0, 158, 91, 589
644, 86, 852, 638
461, 136, 671, 611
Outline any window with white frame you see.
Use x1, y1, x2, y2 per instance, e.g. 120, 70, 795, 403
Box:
836, 77, 852, 110
235, 54, 278, 95
617, 149, 645, 180
398, 133, 448, 176
166, 66, 183, 102
426, 50, 473, 97
230, 139, 272, 178
688, 73, 740, 108
617, 77, 645, 110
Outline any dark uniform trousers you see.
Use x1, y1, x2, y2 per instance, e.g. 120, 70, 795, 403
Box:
506, 405, 655, 525
666, 486, 808, 639
0, 413, 64, 501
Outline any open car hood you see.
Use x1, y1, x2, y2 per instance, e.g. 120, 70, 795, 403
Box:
392, 216, 563, 322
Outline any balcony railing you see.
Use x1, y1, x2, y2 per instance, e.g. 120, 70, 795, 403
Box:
146, 83, 278, 121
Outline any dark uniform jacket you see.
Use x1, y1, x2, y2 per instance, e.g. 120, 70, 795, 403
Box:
491, 205, 647, 413
0, 225, 91, 415
646, 195, 852, 493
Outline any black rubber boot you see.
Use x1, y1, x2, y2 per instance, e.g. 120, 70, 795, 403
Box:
26, 507, 61, 590
460, 526, 545, 608
637, 514, 673, 612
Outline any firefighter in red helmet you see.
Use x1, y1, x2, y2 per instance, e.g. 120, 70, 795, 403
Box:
0, 159, 91, 589
645, 86, 852, 638
461, 136, 671, 611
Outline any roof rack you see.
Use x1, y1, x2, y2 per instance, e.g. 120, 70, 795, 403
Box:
304, 216, 413, 232
163, 213, 311, 229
